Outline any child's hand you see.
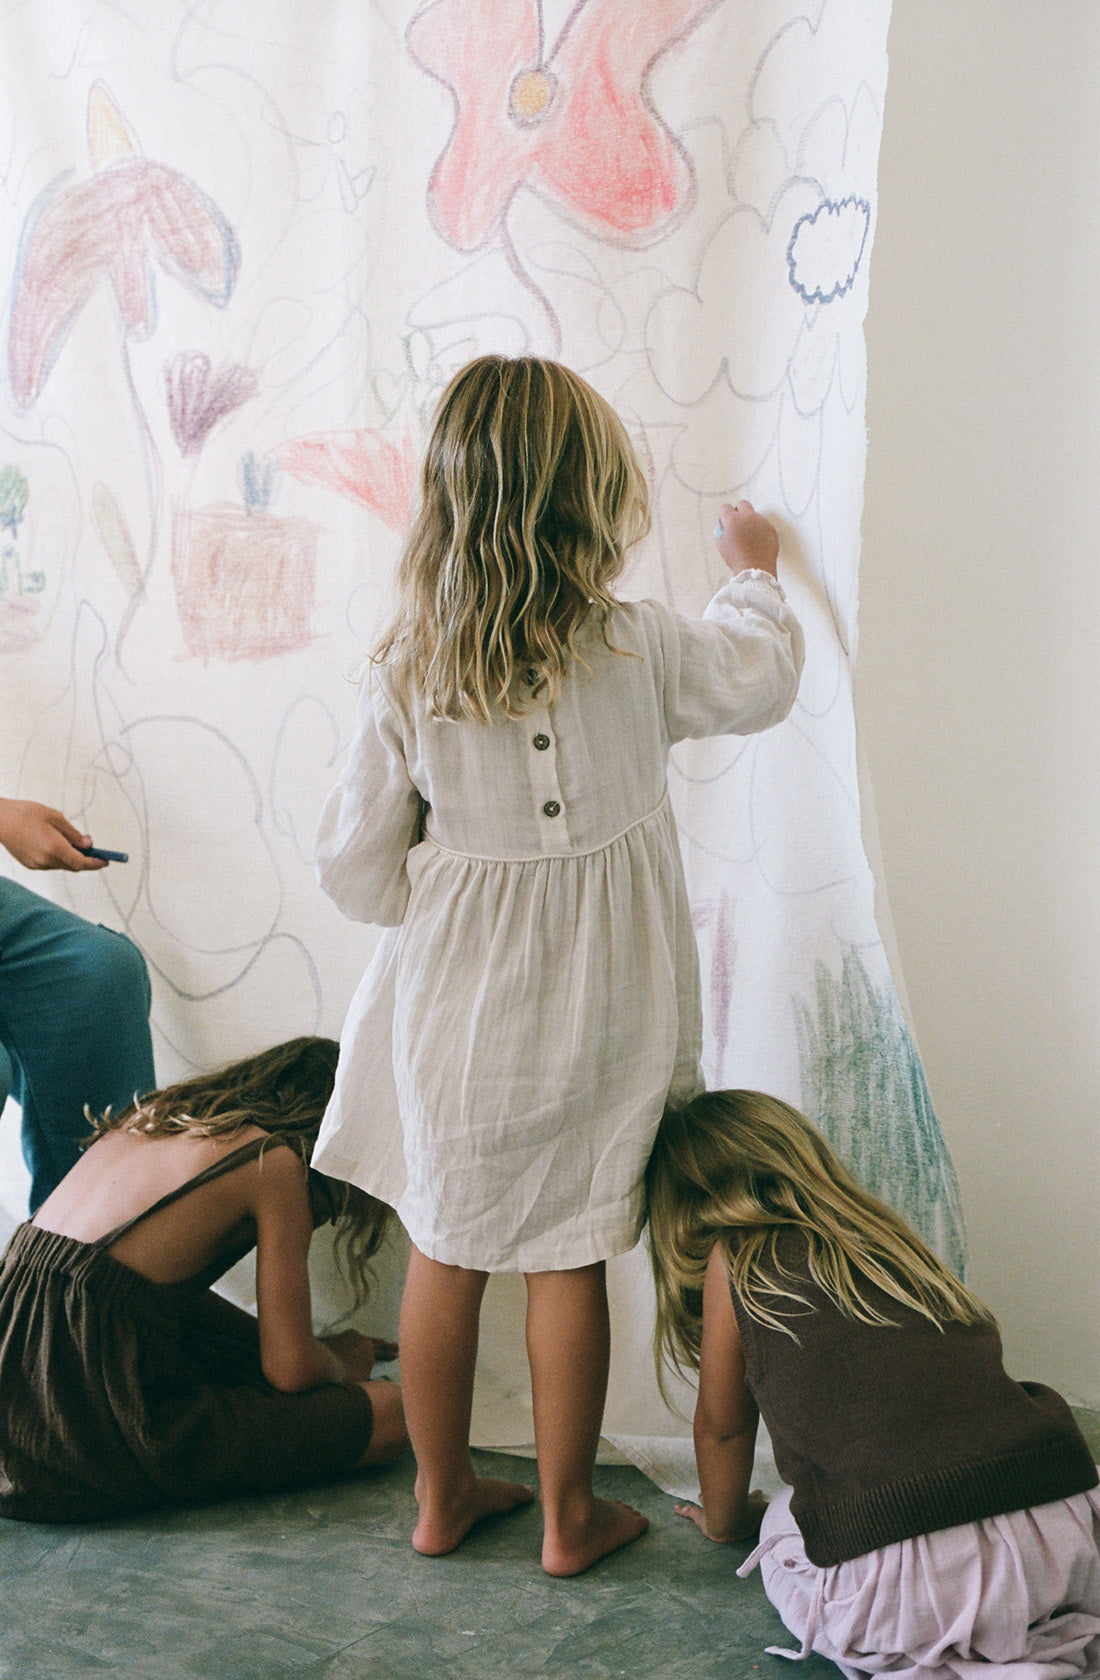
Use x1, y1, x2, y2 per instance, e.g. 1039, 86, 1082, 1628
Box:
714, 502, 779, 579
321, 1329, 398, 1381
674, 1489, 768, 1544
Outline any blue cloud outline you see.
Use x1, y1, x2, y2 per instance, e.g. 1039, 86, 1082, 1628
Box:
786, 195, 871, 305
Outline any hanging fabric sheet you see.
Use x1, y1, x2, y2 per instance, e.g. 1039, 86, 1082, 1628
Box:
0, 0, 963, 1489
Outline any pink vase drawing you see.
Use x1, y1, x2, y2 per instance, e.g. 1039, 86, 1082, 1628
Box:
171, 502, 318, 662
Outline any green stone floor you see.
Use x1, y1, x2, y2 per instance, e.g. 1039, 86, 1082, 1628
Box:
0, 1450, 834, 1680
3, 1417, 1098, 1680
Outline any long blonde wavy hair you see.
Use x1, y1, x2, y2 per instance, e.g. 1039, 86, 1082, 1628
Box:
646, 1090, 989, 1393
374, 354, 650, 722
89, 1036, 391, 1298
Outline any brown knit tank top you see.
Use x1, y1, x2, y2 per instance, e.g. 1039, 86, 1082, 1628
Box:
728, 1227, 1097, 1565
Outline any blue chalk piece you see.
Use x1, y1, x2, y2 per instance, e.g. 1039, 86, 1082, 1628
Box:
81, 846, 128, 863
713, 521, 725, 541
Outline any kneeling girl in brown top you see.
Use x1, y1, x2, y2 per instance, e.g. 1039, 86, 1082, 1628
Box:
646, 1090, 1100, 1675
0, 1037, 406, 1522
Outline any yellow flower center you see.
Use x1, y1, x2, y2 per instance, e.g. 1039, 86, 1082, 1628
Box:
509, 69, 556, 125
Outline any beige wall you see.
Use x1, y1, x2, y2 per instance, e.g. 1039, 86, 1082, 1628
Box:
859, 1, 1100, 1403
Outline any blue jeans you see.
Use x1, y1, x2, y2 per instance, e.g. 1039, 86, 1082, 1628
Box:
0, 879, 155, 1212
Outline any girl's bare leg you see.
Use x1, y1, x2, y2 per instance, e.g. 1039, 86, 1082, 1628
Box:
355, 1379, 409, 1467
525, 1262, 648, 1575
400, 1243, 534, 1554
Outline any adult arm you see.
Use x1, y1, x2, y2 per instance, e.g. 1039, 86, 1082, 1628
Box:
676, 1242, 766, 1543
0, 797, 107, 871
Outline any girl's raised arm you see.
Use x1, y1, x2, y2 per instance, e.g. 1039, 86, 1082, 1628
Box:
252, 1147, 346, 1393
676, 1241, 766, 1543
654, 580, 804, 747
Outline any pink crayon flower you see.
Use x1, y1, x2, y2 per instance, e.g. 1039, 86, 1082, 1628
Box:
9, 87, 239, 409
407, 0, 719, 251
277, 430, 416, 532
164, 352, 258, 457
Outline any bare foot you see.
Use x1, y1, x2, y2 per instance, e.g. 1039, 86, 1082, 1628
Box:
412, 1475, 535, 1556
542, 1496, 649, 1577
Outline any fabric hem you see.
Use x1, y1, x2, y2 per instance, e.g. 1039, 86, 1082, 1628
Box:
799, 1440, 1100, 1567
405, 1218, 644, 1274
308, 1151, 403, 1209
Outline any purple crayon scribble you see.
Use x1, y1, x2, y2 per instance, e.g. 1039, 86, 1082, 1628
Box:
165, 352, 258, 458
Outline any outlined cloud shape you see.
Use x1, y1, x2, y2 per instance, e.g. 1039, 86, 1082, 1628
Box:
645, 179, 821, 407
786, 196, 870, 305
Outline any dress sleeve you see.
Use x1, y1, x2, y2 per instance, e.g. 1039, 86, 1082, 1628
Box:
314, 676, 422, 926
656, 569, 806, 745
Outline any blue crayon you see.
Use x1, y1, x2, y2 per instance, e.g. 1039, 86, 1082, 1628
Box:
81, 846, 129, 863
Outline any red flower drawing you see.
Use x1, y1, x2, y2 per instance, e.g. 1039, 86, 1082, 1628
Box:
277, 430, 416, 532
9, 84, 239, 410
407, 0, 719, 252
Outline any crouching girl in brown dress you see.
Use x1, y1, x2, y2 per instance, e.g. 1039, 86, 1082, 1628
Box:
0, 1037, 406, 1521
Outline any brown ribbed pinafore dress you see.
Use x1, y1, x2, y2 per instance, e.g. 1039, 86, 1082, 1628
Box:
0, 1136, 374, 1522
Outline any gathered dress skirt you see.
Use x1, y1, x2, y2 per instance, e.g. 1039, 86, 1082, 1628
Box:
314, 795, 704, 1273
740, 1482, 1100, 1677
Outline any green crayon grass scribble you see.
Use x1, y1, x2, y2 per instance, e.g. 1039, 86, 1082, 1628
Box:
0, 466, 44, 600
796, 946, 968, 1277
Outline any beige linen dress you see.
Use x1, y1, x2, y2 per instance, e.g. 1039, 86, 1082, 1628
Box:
312, 571, 804, 1272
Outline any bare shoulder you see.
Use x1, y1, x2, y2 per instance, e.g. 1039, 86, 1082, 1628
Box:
244, 1135, 311, 1209
174, 1127, 311, 1225
252, 1138, 309, 1182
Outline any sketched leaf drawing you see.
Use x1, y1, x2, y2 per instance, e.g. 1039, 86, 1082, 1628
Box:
91, 482, 142, 597
239, 451, 281, 513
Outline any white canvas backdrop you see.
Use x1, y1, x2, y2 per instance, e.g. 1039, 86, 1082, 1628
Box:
0, 0, 962, 1490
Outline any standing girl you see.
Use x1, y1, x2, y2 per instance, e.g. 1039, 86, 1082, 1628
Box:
646, 1090, 1100, 1673
0, 1038, 406, 1521
313, 355, 804, 1574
